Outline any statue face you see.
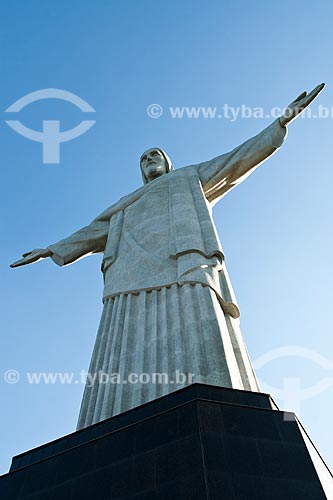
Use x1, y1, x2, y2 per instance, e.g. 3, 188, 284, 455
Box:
140, 148, 168, 182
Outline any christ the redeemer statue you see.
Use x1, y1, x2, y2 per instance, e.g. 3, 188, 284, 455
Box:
11, 84, 324, 430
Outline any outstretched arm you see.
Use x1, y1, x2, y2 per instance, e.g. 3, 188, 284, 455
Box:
10, 183, 146, 269
10, 217, 110, 268
199, 83, 325, 204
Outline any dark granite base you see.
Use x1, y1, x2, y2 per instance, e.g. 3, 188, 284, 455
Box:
0, 384, 331, 499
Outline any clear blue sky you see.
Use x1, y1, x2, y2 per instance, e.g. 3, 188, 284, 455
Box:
1, 0, 333, 474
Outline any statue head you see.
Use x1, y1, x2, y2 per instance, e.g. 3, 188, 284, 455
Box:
140, 148, 174, 184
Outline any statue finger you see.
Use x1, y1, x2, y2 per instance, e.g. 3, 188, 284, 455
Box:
298, 83, 325, 107
290, 91, 307, 104
22, 248, 44, 258
305, 83, 325, 102
10, 258, 28, 268
310, 82, 325, 95
22, 251, 34, 257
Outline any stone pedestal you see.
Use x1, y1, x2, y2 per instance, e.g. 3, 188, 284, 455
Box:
1, 384, 332, 499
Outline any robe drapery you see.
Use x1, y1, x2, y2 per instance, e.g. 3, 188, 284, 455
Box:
47, 120, 287, 429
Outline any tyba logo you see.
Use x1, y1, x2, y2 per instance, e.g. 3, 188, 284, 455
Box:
5, 89, 96, 164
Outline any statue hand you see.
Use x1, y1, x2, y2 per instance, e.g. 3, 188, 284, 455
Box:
279, 83, 325, 127
10, 248, 52, 268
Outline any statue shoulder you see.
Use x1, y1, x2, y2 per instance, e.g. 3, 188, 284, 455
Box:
170, 163, 200, 178
94, 185, 146, 222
